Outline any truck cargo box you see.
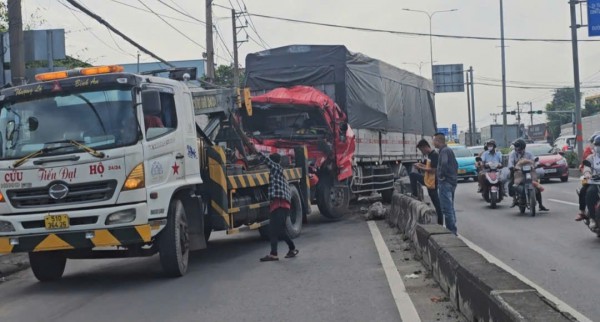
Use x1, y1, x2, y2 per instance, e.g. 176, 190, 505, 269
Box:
245, 45, 436, 136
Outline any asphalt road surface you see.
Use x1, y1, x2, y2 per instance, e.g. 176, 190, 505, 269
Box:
0, 210, 412, 322
455, 178, 598, 320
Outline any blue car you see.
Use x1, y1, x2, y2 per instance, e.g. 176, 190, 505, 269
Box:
450, 146, 478, 182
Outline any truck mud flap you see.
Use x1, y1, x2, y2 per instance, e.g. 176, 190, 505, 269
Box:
0, 225, 152, 253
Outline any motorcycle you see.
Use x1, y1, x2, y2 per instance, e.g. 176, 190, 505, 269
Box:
579, 160, 600, 237
476, 158, 504, 208
513, 158, 539, 217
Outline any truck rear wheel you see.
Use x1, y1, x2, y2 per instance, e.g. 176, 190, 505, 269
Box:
29, 251, 66, 282
316, 177, 349, 220
286, 185, 303, 239
159, 198, 189, 277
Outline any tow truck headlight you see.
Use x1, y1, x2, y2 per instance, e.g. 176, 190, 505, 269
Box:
106, 209, 136, 225
0, 220, 15, 232
122, 163, 145, 191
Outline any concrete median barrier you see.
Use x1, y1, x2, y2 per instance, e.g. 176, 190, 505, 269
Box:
387, 193, 576, 322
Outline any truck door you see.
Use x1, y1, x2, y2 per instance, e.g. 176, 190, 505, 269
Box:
141, 88, 185, 195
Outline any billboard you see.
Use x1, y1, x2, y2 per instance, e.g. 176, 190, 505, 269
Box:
589, 0, 600, 37
432, 64, 464, 93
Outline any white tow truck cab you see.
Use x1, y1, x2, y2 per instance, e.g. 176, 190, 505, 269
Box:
0, 66, 309, 281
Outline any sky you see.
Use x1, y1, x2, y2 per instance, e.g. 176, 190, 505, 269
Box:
22, 0, 600, 134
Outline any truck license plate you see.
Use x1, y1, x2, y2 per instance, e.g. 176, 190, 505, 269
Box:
458, 169, 466, 174
44, 214, 69, 230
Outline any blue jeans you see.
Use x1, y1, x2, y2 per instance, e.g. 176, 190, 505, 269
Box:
438, 181, 457, 235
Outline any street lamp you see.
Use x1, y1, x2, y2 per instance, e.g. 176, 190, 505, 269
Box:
401, 61, 429, 76
402, 8, 458, 79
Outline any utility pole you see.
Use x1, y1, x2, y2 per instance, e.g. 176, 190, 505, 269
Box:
569, 0, 584, 160
466, 70, 473, 146
231, 8, 247, 88
205, 0, 215, 82
7, 0, 25, 85
469, 66, 476, 140
516, 102, 522, 130
527, 102, 533, 126
500, 0, 508, 148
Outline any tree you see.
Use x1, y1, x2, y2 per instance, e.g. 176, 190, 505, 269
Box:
544, 87, 600, 140
202, 64, 244, 88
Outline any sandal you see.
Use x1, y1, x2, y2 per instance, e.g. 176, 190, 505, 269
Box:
260, 255, 279, 262
575, 213, 587, 221
285, 249, 299, 258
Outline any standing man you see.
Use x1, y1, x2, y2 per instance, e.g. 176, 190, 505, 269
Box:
410, 139, 443, 225
249, 146, 299, 262
433, 133, 458, 235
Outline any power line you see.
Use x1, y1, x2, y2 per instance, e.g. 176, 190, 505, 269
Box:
59, 0, 136, 58
243, 11, 600, 43
157, 0, 206, 24
65, 0, 174, 67
108, 0, 202, 24
214, 22, 235, 61
137, 0, 206, 49
237, 0, 269, 48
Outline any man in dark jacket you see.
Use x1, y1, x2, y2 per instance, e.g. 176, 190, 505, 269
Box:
255, 151, 299, 262
433, 133, 458, 235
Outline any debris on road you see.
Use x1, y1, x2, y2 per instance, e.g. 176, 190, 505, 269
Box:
404, 273, 420, 279
364, 201, 388, 221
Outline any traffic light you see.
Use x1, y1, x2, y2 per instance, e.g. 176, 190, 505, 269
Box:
526, 110, 543, 114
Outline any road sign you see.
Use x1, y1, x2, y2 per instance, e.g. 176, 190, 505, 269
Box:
437, 127, 449, 136
432, 64, 464, 93
451, 124, 457, 136
589, 0, 600, 36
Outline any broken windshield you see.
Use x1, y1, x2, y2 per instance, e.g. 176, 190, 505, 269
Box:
0, 88, 138, 160
243, 103, 330, 140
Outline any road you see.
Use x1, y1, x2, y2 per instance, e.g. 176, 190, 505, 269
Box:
0, 209, 420, 322
455, 178, 599, 320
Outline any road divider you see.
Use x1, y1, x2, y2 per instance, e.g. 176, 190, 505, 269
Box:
387, 192, 579, 322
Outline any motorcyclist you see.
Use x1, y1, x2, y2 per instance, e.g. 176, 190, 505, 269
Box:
507, 139, 549, 211
476, 142, 489, 193
581, 136, 600, 229
576, 135, 596, 221
477, 139, 503, 195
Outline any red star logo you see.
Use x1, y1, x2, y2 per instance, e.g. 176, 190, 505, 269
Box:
51, 81, 62, 92
172, 162, 180, 175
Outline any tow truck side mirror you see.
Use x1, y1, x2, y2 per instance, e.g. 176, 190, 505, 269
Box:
6, 120, 15, 141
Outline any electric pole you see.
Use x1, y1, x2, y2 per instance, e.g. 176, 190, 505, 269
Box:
8, 0, 25, 85
569, 0, 584, 160
231, 8, 247, 88
500, 0, 508, 148
469, 66, 476, 140
205, 0, 215, 82
466, 70, 472, 146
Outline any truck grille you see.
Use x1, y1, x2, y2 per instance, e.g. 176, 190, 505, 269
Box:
6, 180, 118, 209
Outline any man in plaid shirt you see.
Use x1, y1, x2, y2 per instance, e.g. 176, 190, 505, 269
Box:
257, 152, 299, 262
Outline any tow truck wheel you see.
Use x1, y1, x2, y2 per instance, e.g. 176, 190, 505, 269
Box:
159, 198, 189, 277
286, 185, 303, 239
29, 251, 66, 282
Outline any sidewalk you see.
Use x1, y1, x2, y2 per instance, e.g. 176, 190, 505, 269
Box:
0, 253, 29, 278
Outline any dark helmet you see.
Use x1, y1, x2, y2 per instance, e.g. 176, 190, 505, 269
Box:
487, 139, 497, 148
594, 136, 600, 147
591, 134, 598, 144
513, 139, 526, 151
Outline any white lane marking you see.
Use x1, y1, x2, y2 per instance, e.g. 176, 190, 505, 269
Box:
458, 235, 592, 322
367, 221, 421, 322
549, 199, 579, 207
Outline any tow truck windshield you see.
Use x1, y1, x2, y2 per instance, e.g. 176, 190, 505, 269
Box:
0, 88, 138, 160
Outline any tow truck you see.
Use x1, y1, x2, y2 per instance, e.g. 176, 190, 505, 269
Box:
0, 65, 309, 281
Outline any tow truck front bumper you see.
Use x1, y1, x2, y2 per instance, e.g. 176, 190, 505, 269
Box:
0, 224, 152, 253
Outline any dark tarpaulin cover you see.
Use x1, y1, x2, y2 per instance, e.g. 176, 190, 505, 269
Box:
244, 45, 436, 134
